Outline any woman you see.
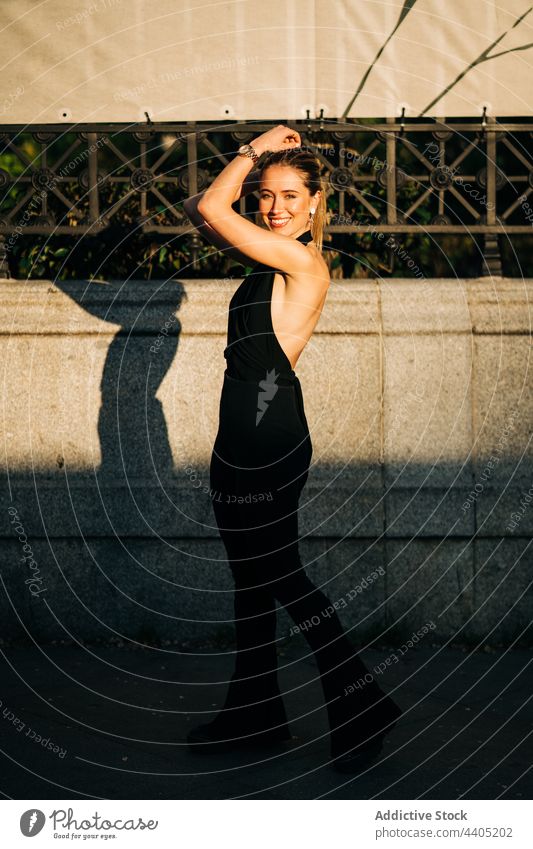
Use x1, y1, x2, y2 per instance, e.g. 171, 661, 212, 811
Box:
183, 125, 401, 773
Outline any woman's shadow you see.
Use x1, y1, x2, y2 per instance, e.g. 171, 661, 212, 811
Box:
29, 276, 230, 646
54, 277, 187, 531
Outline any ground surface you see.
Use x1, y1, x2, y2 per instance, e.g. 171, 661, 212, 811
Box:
0, 640, 531, 800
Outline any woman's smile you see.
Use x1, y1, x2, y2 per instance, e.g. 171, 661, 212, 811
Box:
269, 216, 292, 228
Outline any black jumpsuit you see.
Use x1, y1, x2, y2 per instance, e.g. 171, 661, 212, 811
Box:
208, 229, 376, 742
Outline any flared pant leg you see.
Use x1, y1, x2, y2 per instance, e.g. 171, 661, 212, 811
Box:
209, 373, 375, 736
220, 481, 373, 702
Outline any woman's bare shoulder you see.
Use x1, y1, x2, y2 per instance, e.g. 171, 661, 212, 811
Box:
285, 241, 329, 288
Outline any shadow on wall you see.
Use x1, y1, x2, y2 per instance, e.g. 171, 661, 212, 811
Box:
1, 277, 532, 649
59, 278, 185, 483
1, 277, 232, 646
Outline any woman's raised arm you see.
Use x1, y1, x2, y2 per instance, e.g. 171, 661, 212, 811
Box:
195, 126, 317, 273
182, 169, 262, 267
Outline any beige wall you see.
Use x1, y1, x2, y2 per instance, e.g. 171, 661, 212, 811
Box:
1, 276, 531, 646
1, 0, 532, 122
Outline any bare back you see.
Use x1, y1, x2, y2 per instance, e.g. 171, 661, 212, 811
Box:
270, 239, 330, 369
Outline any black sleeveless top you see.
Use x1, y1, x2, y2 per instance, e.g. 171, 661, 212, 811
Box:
224, 230, 313, 385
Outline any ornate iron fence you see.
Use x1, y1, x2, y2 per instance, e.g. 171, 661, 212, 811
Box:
1, 116, 532, 278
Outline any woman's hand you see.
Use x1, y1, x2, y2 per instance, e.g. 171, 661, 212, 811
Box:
252, 124, 301, 156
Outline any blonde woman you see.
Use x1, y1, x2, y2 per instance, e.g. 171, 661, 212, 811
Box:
184, 125, 401, 772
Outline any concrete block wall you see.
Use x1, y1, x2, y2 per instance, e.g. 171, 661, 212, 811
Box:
1, 275, 531, 647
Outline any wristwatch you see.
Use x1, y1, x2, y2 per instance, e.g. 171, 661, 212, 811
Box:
237, 143, 259, 164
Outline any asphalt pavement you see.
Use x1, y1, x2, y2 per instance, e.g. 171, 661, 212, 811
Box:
0, 637, 531, 800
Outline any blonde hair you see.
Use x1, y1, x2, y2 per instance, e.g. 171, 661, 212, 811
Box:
257, 148, 327, 253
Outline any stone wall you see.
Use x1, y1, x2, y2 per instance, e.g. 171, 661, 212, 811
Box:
1, 275, 531, 647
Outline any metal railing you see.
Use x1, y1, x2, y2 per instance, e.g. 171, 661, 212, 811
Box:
1, 116, 532, 277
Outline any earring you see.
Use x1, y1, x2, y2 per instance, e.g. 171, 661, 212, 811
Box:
309, 208, 315, 221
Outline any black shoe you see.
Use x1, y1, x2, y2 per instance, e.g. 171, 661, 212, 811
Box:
186, 672, 293, 754
329, 688, 402, 774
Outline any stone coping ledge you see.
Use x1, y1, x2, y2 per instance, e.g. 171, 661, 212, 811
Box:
0, 277, 531, 335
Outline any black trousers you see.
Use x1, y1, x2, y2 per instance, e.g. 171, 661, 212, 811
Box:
209, 371, 372, 717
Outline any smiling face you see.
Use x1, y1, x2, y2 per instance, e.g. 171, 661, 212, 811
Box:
258, 164, 319, 237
